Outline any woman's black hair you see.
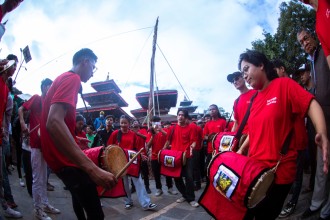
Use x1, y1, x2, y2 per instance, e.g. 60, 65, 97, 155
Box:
238, 50, 278, 81
209, 104, 221, 118
120, 115, 130, 123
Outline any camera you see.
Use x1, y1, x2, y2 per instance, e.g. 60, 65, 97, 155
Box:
152, 122, 161, 128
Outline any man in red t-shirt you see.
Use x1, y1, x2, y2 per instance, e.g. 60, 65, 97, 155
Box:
0, 57, 23, 218
227, 71, 256, 140
146, 116, 178, 197
40, 48, 117, 220
203, 104, 226, 170
164, 110, 199, 207
19, 78, 60, 219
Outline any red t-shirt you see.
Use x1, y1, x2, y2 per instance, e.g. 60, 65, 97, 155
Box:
146, 131, 167, 160
40, 72, 81, 173
134, 128, 147, 155
233, 89, 257, 134
203, 118, 226, 153
22, 95, 43, 149
0, 77, 9, 145
294, 117, 308, 151
248, 78, 313, 184
316, 0, 330, 57
107, 129, 137, 151
195, 125, 203, 151
167, 124, 196, 158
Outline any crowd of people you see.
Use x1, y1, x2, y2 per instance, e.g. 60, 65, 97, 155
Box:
0, 0, 329, 219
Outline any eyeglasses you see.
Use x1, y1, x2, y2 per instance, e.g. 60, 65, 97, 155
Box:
86, 59, 98, 74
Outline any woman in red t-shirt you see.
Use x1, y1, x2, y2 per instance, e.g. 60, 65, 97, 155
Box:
107, 115, 157, 211
237, 50, 329, 219
203, 104, 226, 170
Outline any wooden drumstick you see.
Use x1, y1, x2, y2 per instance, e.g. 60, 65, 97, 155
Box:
100, 148, 144, 196
29, 124, 40, 134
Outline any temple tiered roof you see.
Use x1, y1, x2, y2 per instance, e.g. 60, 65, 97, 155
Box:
77, 79, 132, 124
130, 89, 178, 120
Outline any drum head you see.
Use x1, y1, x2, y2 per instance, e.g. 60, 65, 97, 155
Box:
246, 169, 274, 208
103, 145, 128, 178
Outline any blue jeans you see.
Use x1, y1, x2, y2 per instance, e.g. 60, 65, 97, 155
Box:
123, 174, 151, 209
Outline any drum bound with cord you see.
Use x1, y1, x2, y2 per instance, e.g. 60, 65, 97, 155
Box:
83, 145, 128, 198
83, 145, 128, 177
199, 151, 275, 219
158, 149, 186, 178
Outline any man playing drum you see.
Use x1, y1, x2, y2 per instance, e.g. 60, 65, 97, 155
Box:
164, 109, 199, 207
40, 48, 117, 220
146, 116, 177, 197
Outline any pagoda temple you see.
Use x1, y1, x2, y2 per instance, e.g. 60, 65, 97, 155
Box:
178, 96, 203, 120
130, 89, 178, 122
77, 78, 132, 125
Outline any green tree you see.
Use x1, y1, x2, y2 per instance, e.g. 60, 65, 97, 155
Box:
251, 0, 316, 75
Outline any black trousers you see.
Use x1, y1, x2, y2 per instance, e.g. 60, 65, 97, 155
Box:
244, 183, 292, 220
151, 160, 173, 189
22, 149, 32, 196
140, 160, 149, 188
57, 167, 104, 220
174, 157, 195, 202
192, 149, 201, 187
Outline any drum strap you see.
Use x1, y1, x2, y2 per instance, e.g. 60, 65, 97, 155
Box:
273, 129, 294, 172
280, 129, 294, 155
234, 91, 258, 141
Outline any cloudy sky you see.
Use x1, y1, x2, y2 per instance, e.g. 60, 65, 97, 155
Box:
1, 0, 288, 116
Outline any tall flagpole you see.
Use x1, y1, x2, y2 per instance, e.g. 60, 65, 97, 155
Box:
148, 17, 159, 128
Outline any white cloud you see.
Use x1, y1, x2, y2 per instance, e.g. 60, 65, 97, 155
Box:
1, 0, 285, 117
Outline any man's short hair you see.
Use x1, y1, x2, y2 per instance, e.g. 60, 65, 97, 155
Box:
105, 115, 114, 120
151, 116, 161, 122
41, 78, 53, 91
296, 27, 315, 39
76, 114, 85, 122
72, 48, 98, 66
6, 54, 18, 62
272, 59, 286, 70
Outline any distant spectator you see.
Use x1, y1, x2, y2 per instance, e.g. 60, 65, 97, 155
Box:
85, 125, 95, 148
300, 0, 330, 69
97, 115, 114, 147
93, 111, 105, 131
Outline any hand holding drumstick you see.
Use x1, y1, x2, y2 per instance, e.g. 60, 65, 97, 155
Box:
100, 148, 144, 195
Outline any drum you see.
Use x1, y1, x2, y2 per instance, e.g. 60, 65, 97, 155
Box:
122, 149, 141, 177
200, 151, 274, 214
83, 145, 128, 178
211, 132, 238, 154
158, 149, 186, 178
